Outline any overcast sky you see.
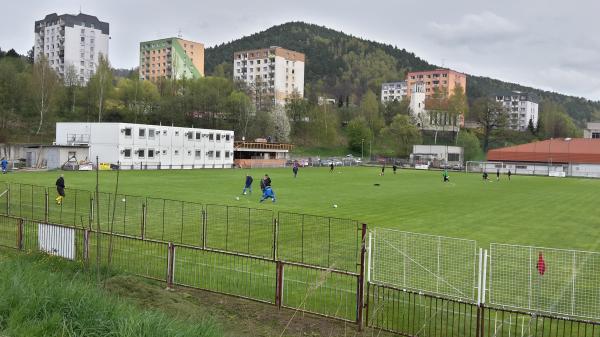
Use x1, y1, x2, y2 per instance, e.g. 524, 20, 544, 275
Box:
2, 0, 599, 100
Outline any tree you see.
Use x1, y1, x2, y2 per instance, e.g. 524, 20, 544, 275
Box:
378, 114, 422, 157
456, 131, 482, 161
346, 117, 372, 154
470, 97, 507, 152
89, 54, 113, 122
225, 90, 254, 139
539, 102, 581, 138
382, 97, 410, 125
31, 55, 58, 135
527, 118, 536, 136
447, 85, 468, 118
271, 106, 291, 142
359, 90, 383, 135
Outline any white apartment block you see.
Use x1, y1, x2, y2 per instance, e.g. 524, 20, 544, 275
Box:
584, 122, 600, 139
55, 123, 234, 169
34, 13, 109, 84
381, 81, 408, 103
233, 46, 305, 107
495, 91, 539, 131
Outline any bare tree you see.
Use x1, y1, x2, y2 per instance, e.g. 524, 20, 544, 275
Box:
64, 64, 79, 114
89, 54, 113, 122
31, 56, 58, 135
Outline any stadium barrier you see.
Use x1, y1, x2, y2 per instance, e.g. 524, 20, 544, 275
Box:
0, 214, 367, 326
0, 182, 362, 272
466, 161, 600, 178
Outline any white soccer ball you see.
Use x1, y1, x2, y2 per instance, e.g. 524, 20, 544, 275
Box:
122, 198, 126, 202
235, 197, 240, 201
333, 204, 338, 208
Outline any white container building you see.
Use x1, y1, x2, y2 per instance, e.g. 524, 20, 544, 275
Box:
55, 122, 234, 169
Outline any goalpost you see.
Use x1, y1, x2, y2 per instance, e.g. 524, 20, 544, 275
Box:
465, 161, 505, 174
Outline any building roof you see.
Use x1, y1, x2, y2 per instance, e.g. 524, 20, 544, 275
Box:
487, 138, 600, 164
35, 13, 109, 34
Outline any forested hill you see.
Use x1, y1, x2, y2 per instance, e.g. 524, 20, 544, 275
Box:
205, 21, 600, 126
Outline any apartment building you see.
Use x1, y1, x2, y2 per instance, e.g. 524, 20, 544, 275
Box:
406, 69, 467, 98
139, 37, 204, 82
494, 91, 539, 131
381, 81, 408, 103
584, 122, 600, 139
55, 123, 234, 169
34, 13, 109, 84
233, 46, 305, 107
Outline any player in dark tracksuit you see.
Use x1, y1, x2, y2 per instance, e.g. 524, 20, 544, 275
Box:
242, 175, 253, 195
55, 174, 65, 205
260, 174, 275, 202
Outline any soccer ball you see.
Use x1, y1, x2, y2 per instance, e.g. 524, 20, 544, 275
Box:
235, 197, 240, 201
243, 192, 247, 195
333, 204, 338, 208
122, 198, 126, 202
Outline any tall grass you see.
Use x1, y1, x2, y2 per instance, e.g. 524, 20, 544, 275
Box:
0, 252, 221, 337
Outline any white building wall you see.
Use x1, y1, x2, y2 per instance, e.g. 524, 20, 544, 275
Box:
55, 123, 234, 169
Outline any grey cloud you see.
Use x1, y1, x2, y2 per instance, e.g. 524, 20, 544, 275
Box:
427, 12, 522, 46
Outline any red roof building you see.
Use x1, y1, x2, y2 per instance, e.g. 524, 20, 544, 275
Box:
487, 138, 600, 164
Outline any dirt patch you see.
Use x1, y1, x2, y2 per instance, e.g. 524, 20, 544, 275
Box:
104, 275, 394, 337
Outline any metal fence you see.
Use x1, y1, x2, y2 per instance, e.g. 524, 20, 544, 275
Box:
466, 161, 600, 179
370, 228, 479, 302
0, 182, 360, 270
489, 243, 600, 320
0, 214, 367, 326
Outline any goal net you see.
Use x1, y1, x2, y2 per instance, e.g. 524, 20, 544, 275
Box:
369, 228, 479, 302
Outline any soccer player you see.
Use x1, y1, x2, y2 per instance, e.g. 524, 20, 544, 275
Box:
242, 174, 253, 195
260, 186, 276, 203
292, 161, 299, 178
496, 169, 500, 181
262, 174, 271, 189
483, 171, 488, 181
0, 157, 7, 174
380, 164, 385, 176
443, 169, 449, 182
392, 164, 397, 174
329, 162, 334, 173
507, 170, 512, 180
55, 174, 65, 205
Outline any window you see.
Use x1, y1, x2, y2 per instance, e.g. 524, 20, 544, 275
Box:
80, 37, 85, 42
207, 151, 214, 158
195, 132, 201, 140
123, 149, 131, 158
216, 134, 221, 141
139, 128, 146, 138
195, 150, 201, 158
187, 131, 193, 140
175, 131, 179, 136
209, 133, 214, 141
225, 151, 230, 158
163, 130, 167, 135
592, 132, 600, 139
216, 151, 221, 158
149, 129, 155, 139
124, 128, 132, 136
138, 149, 145, 158
448, 153, 460, 162
187, 150, 192, 156
148, 149, 155, 158
174, 150, 179, 155
225, 134, 230, 141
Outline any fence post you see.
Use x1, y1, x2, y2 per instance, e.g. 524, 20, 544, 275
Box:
272, 217, 278, 260
275, 261, 284, 309
6, 184, 10, 215
17, 218, 23, 250
44, 189, 49, 223
167, 243, 175, 289
201, 209, 207, 249
357, 223, 367, 330
141, 203, 146, 239
83, 229, 90, 267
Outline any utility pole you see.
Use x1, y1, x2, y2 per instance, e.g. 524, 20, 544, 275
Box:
361, 138, 364, 160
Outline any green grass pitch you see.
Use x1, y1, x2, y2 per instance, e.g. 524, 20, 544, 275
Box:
1, 166, 599, 251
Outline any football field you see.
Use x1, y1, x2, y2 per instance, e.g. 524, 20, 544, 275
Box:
1, 166, 599, 251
